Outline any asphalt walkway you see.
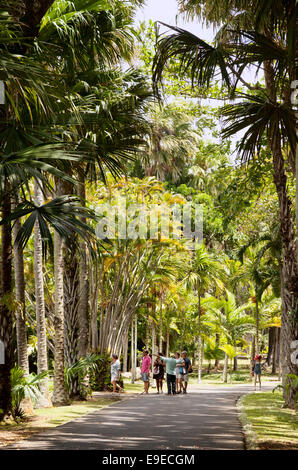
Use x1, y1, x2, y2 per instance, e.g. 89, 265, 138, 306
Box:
6, 384, 273, 450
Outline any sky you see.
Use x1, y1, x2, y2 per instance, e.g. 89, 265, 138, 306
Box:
134, 0, 214, 42
133, 0, 256, 153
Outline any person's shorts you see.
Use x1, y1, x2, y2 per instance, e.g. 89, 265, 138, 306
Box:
181, 374, 188, 382
141, 372, 149, 382
176, 373, 182, 379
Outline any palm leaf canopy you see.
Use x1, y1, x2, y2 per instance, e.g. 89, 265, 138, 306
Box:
1, 195, 97, 258
153, 22, 231, 94
221, 93, 297, 163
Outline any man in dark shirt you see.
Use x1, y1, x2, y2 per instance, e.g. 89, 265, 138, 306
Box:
181, 350, 191, 394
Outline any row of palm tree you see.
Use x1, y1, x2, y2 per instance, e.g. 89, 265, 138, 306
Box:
152, 0, 297, 408
0, 0, 151, 418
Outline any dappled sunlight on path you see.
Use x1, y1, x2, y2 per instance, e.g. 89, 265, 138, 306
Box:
4, 384, 275, 450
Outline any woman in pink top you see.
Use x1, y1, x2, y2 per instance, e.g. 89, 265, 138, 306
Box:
141, 350, 151, 394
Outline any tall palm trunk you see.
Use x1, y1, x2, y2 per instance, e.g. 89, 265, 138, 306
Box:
250, 335, 256, 381
64, 243, 80, 398
13, 199, 29, 374
255, 297, 260, 355
166, 326, 169, 357
159, 296, 163, 352
222, 353, 228, 383
34, 180, 50, 406
272, 327, 277, 375
77, 170, 89, 359
134, 313, 137, 373
0, 188, 13, 420
145, 311, 150, 350
265, 63, 298, 407
151, 319, 156, 376
130, 318, 135, 383
122, 330, 128, 373
197, 284, 202, 383
214, 333, 220, 370
52, 182, 68, 406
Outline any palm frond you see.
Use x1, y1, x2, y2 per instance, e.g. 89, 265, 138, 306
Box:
153, 22, 231, 95
221, 93, 297, 163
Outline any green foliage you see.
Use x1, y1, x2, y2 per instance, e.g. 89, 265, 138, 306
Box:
65, 354, 104, 398
10, 367, 48, 421
273, 374, 298, 406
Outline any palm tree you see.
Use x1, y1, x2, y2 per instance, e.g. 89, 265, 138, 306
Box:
203, 290, 254, 381
187, 244, 224, 382
153, 0, 297, 406
143, 102, 200, 182
12, 197, 29, 375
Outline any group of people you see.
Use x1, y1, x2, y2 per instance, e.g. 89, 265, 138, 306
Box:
111, 349, 192, 395
111, 350, 262, 394
141, 350, 192, 395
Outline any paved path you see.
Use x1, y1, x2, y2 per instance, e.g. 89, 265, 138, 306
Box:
5, 384, 273, 450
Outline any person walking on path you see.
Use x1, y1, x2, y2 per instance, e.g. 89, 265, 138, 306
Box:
181, 350, 191, 394
154, 353, 183, 395
253, 354, 262, 390
111, 354, 123, 394
175, 352, 183, 394
141, 350, 151, 394
153, 353, 165, 394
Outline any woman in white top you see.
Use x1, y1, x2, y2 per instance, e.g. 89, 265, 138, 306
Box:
111, 354, 123, 393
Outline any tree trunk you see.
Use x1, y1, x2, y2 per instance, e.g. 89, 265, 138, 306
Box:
197, 286, 202, 383
222, 353, 228, 383
250, 335, 256, 381
77, 170, 89, 359
0, 188, 13, 420
123, 330, 128, 373
134, 313, 137, 372
255, 297, 260, 355
145, 311, 150, 350
52, 182, 68, 406
130, 318, 135, 383
166, 326, 169, 357
12, 200, 29, 374
34, 180, 51, 406
151, 319, 156, 376
265, 63, 298, 408
159, 297, 163, 352
266, 327, 275, 366
272, 327, 277, 374
214, 333, 220, 370
64, 242, 80, 398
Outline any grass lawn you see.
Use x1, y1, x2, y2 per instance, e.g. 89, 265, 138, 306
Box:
188, 369, 280, 386
123, 380, 144, 393
123, 368, 280, 390
240, 391, 298, 450
0, 396, 117, 447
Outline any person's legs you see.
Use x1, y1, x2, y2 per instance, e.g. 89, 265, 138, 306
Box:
167, 374, 171, 394
183, 374, 188, 393
112, 380, 116, 393
115, 381, 124, 392
258, 374, 261, 389
156, 379, 160, 393
159, 378, 163, 393
254, 373, 257, 390
145, 379, 149, 393
172, 375, 176, 394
